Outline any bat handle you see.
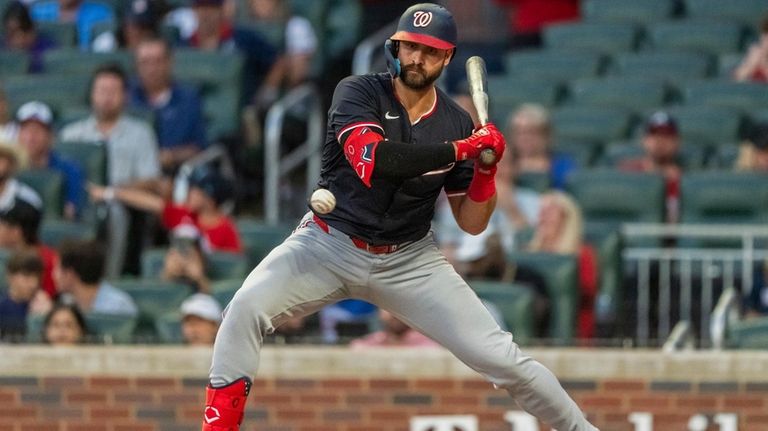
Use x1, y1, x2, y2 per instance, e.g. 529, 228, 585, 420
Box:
479, 148, 497, 166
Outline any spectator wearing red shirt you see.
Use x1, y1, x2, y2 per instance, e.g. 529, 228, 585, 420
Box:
89, 167, 241, 253
618, 111, 682, 224
493, 0, 579, 49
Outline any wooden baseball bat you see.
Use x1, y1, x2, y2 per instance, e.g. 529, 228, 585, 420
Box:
465, 56, 496, 165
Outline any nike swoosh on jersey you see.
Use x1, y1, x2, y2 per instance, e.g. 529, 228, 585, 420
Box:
385, 111, 400, 120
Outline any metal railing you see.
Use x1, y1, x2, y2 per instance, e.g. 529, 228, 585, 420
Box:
263, 84, 324, 225
710, 287, 740, 350
622, 223, 768, 347
351, 20, 398, 76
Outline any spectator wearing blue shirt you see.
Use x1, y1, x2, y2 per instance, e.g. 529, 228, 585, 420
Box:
1, 1, 57, 73
16, 101, 85, 220
0, 249, 50, 342
130, 38, 207, 175
30, 0, 114, 50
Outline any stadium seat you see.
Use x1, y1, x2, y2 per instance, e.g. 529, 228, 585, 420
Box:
40, 219, 97, 248
666, 106, 744, 147
584, 224, 623, 336
566, 77, 667, 112
207, 252, 249, 281
235, 218, 294, 268
467, 280, 536, 345
85, 313, 138, 344
506, 251, 578, 344
680, 171, 768, 225
173, 49, 245, 140
554, 139, 602, 168
0, 249, 11, 295
718, 52, 745, 78
55, 141, 108, 185
37, 22, 77, 47
608, 52, 712, 86
504, 50, 604, 84
25, 313, 45, 343
684, 0, 767, 28
646, 20, 744, 56
543, 22, 640, 54
43, 49, 134, 76
0, 52, 29, 76
599, 140, 708, 169
2, 74, 90, 115
211, 278, 243, 308
154, 312, 183, 344
581, 0, 674, 25
486, 76, 561, 124
110, 278, 192, 340
728, 316, 768, 349
551, 106, 633, 143
682, 81, 768, 112
17, 169, 63, 219
566, 170, 666, 225
515, 171, 550, 193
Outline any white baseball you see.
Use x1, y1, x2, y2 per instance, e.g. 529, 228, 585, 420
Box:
310, 189, 336, 214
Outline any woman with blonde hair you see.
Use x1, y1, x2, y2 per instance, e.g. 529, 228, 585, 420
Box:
528, 191, 598, 339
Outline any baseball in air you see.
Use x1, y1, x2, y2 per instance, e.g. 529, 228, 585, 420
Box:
310, 189, 336, 214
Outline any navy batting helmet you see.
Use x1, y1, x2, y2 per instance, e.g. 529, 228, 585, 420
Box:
385, 3, 457, 77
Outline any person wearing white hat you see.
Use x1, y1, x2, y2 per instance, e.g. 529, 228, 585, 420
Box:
180, 293, 222, 346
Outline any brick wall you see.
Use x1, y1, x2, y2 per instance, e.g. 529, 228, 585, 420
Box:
2, 347, 768, 431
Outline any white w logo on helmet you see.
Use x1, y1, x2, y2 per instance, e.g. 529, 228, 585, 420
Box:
413, 11, 433, 27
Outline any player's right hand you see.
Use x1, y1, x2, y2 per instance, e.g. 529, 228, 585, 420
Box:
452, 123, 505, 162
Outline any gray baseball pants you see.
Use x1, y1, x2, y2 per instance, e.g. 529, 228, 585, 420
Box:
210, 213, 597, 431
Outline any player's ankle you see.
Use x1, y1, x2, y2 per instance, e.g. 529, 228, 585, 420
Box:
202, 377, 251, 430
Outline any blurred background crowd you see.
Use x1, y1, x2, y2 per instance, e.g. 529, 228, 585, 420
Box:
1, 0, 768, 351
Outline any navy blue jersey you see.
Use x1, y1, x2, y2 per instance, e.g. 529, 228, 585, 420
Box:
317, 72, 475, 245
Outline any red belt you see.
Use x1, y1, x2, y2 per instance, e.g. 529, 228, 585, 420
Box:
312, 215, 406, 254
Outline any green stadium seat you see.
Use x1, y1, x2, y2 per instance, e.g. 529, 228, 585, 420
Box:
235, 218, 293, 268
504, 50, 604, 84
43, 49, 134, 76
467, 280, 536, 345
0, 52, 29, 76
85, 312, 138, 344
506, 252, 578, 344
566, 77, 667, 112
40, 219, 97, 248
599, 140, 708, 169
584, 224, 623, 336
17, 169, 63, 219
25, 313, 45, 343
666, 106, 744, 147
154, 312, 183, 344
684, 0, 767, 28
173, 49, 244, 140
551, 106, 633, 143
207, 252, 249, 281
566, 170, 666, 225
728, 316, 768, 349
710, 143, 740, 169
0, 248, 11, 295
140, 248, 166, 279
718, 52, 745, 78
554, 139, 602, 168
2, 74, 90, 115
37, 22, 77, 47
324, 0, 362, 61
683, 81, 768, 112
211, 278, 242, 308
543, 22, 640, 54
514, 171, 550, 193
55, 141, 108, 185
486, 76, 561, 124
680, 171, 768, 225
608, 52, 712, 86
110, 278, 193, 339
582, 0, 674, 25
238, 21, 285, 47
646, 20, 744, 56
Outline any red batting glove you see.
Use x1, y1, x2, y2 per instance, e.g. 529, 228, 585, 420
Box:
465, 124, 506, 202
452, 123, 506, 161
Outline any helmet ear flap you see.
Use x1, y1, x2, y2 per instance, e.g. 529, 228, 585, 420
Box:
384, 39, 400, 78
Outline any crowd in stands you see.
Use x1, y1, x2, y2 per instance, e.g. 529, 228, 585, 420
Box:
1, 0, 768, 349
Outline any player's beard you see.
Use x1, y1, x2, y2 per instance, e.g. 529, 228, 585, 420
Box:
400, 63, 443, 90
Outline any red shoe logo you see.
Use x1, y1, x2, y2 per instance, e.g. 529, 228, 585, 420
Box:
204, 406, 221, 424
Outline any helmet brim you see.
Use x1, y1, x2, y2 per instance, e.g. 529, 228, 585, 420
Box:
391, 31, 455, 50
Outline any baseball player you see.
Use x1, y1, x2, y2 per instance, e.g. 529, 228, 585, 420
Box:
201, 3, 598, 431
